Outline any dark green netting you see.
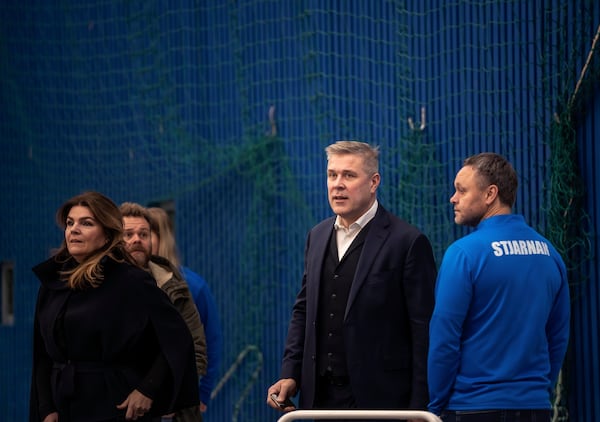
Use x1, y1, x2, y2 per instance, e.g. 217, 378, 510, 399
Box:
0, 1, 598, 420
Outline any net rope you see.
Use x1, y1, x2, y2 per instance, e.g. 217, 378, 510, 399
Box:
0, 1, 598, 420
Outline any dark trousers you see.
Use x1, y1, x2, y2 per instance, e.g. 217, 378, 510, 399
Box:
314, 373, 356, 409
314, 374, 358, 422
313, 374, 406, 422
441, 409, 551, 422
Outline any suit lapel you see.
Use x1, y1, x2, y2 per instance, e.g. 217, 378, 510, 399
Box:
306, 218, 336, 317
344, 206, 390, 320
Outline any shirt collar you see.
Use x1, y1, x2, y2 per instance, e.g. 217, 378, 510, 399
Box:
334, 200, 378, 231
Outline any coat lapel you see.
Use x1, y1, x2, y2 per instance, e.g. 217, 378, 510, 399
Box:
344, 206, 390, 320
306, 217, 336, 317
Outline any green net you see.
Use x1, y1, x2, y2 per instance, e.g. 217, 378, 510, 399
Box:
1, 1, 598, 421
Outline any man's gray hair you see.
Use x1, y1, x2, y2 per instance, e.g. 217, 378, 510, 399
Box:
325, 140, 379, 175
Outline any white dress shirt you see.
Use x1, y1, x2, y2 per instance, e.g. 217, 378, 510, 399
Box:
333, 200, 378, 261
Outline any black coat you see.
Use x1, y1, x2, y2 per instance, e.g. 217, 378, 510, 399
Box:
29, 255, 200, 421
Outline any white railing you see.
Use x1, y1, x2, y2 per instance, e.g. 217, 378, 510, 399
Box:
276, 409, 442, 421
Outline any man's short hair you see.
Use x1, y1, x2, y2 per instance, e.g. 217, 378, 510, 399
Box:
119, 202, 152, 226
325, 140, 380, 175
463, 152, 518, 207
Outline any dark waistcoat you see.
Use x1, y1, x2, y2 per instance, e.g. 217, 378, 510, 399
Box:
316, 224, 371, 377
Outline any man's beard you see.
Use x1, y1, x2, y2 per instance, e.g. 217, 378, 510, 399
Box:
129, 247, 150, 267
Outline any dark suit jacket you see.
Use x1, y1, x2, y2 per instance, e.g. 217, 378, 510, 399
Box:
280, 204, 436, 409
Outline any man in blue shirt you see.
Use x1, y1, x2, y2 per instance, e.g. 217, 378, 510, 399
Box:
428, 153, 570, 422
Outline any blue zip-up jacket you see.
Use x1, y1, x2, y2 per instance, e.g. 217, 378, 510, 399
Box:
428, 214, 570, 415
182, 267, 223, 406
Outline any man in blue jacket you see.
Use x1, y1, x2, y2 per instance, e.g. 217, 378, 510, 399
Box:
428, 153, 570, 421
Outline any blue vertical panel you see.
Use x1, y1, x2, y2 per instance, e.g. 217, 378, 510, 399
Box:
572, 83, 600, 422
410, 3, 597, 421
1, 1, 599, 421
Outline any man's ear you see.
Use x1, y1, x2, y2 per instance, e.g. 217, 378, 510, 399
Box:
485, 184, 499, 205
370, 172, 381, 192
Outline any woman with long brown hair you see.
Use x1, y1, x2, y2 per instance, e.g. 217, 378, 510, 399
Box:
30, 191, 200, 421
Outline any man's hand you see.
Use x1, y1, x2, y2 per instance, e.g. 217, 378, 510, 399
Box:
116, 389, 153, 420
42, 412, 58, 422
266, 378, 297, 412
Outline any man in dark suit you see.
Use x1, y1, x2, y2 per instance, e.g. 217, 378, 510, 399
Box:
267, 141, 437, 417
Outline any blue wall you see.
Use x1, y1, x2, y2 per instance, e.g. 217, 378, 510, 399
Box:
572, 74, 600, 422
0, 1, 598, 420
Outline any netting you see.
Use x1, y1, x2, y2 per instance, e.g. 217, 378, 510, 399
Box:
1, 1, 599, 421
545, 21, 599, 422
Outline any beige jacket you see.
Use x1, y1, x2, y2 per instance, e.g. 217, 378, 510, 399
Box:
148, 256, 208, 376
